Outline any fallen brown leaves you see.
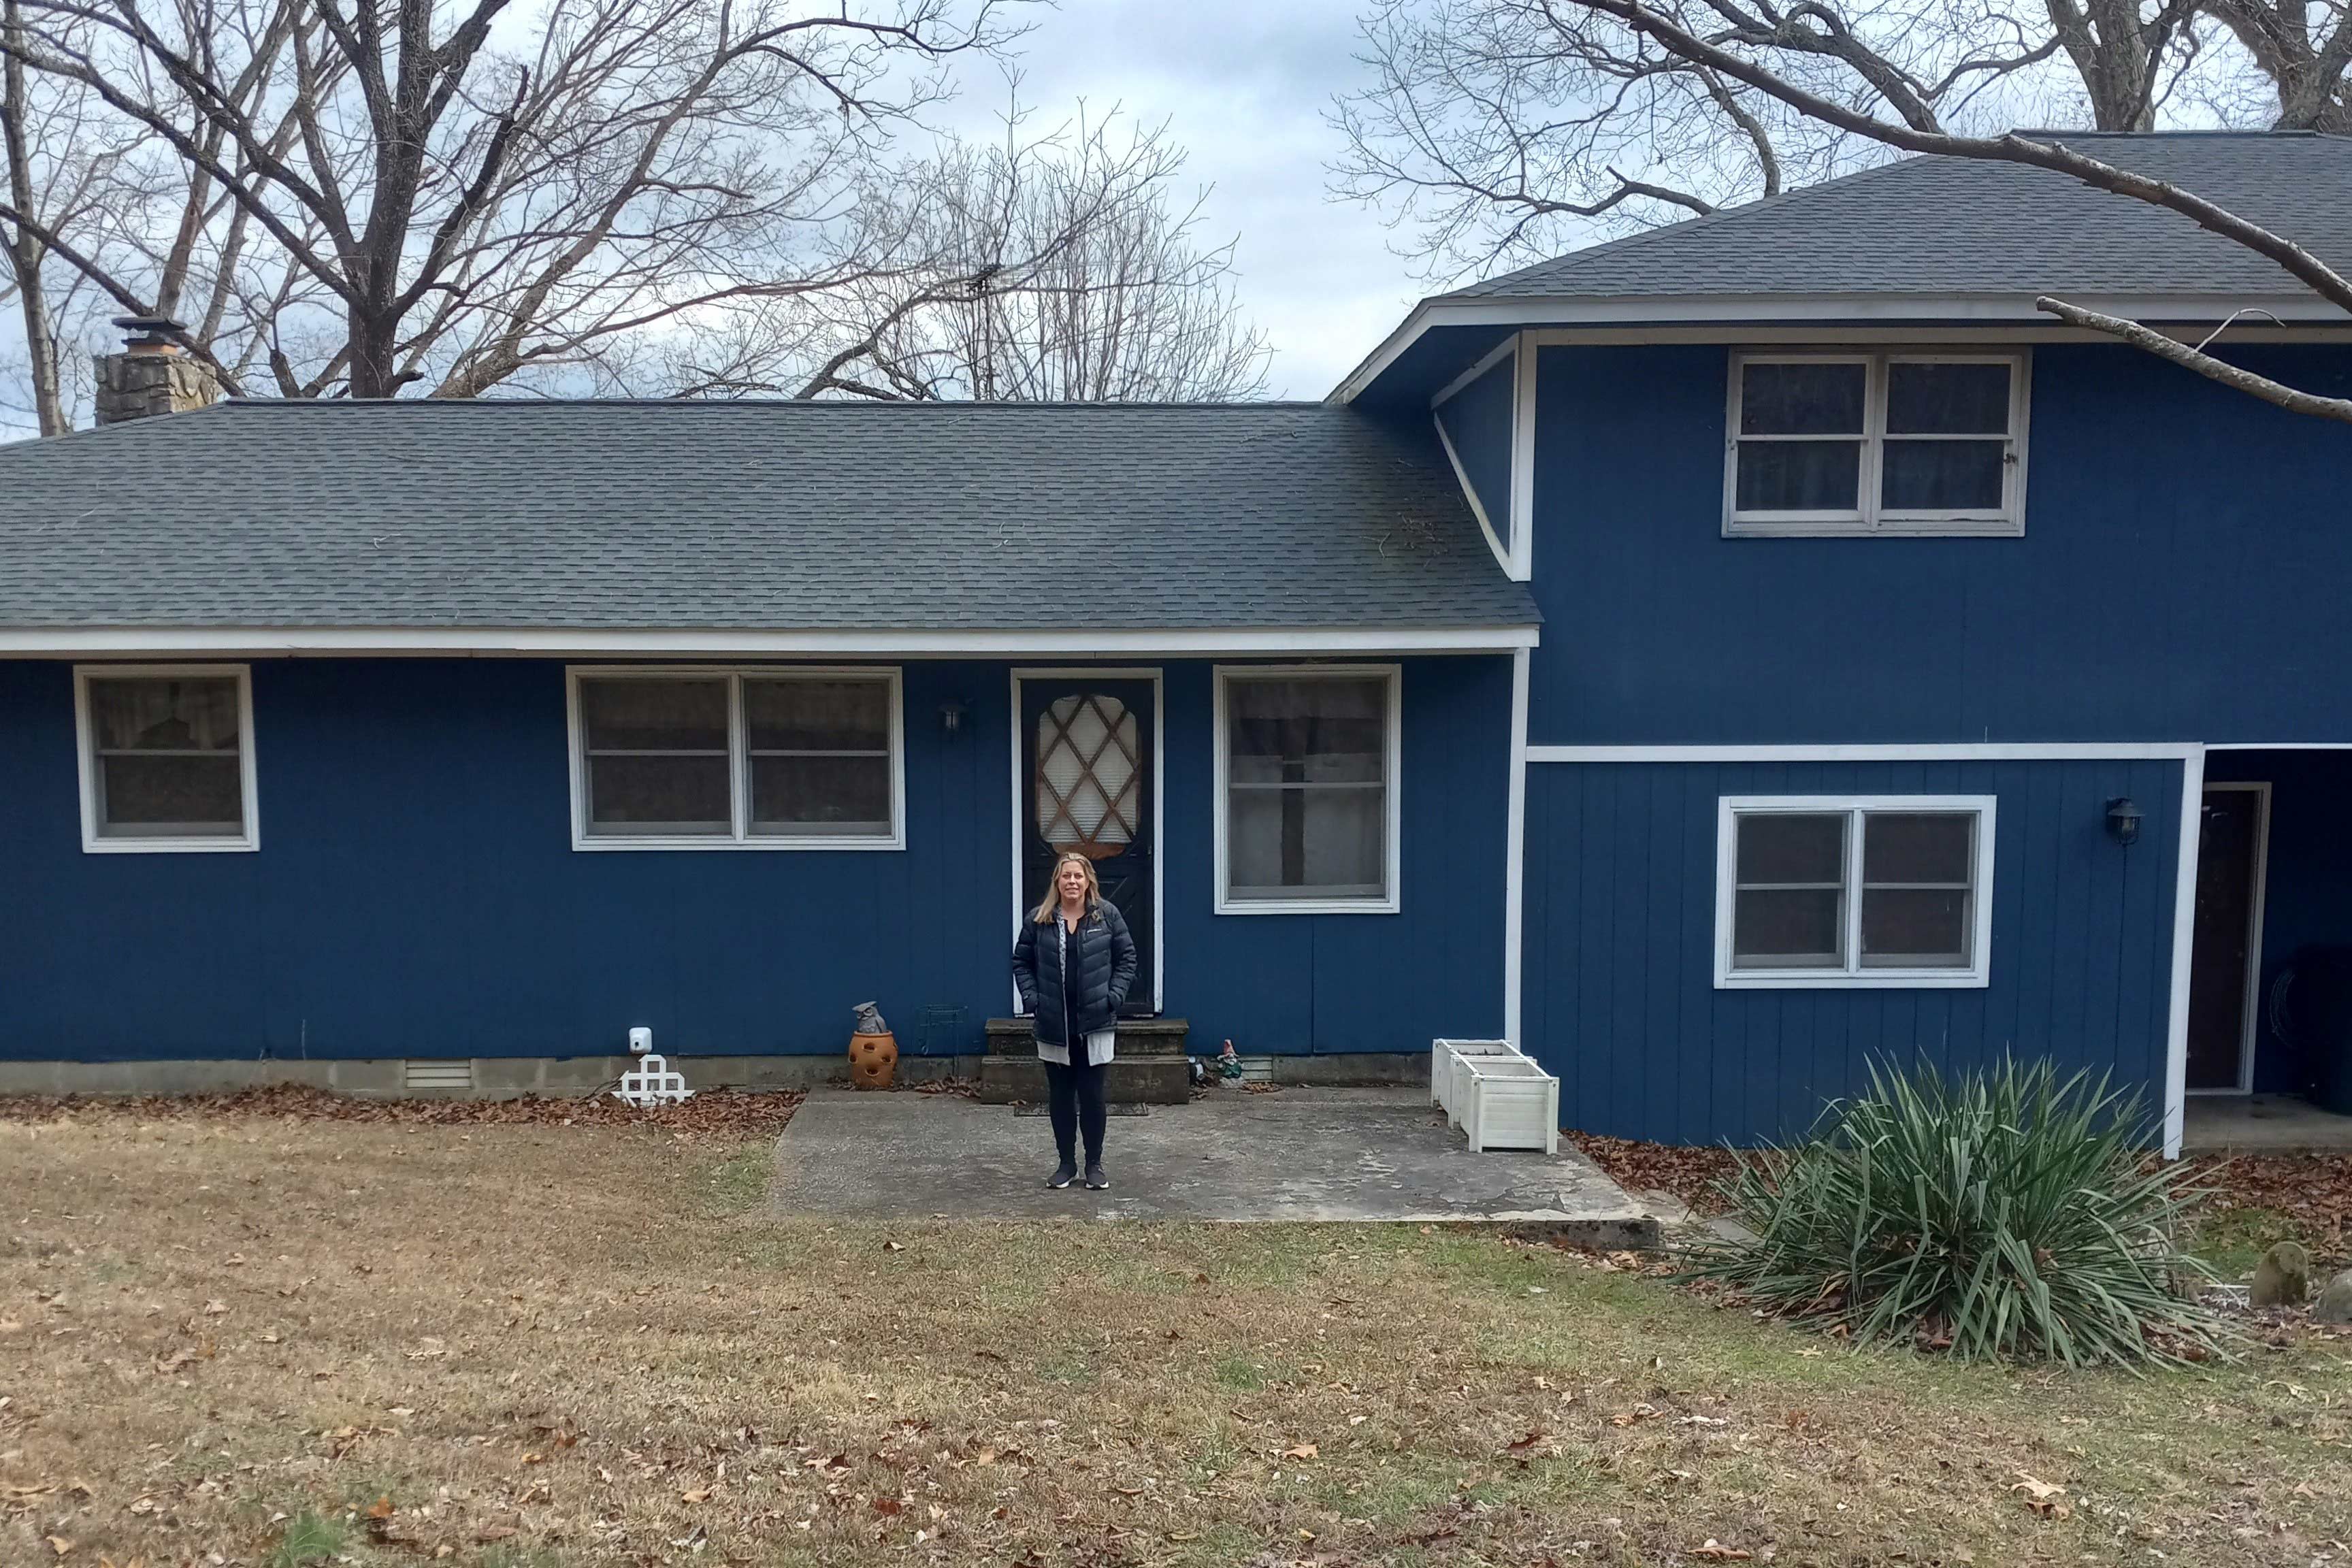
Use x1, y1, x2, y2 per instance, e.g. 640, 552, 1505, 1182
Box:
0, 1082, 804, 1134
1569, 1131, 1740, 1215
2185, 1151, 2352, 1264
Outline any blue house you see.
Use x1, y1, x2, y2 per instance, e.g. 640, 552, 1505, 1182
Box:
5, 130, 2350, 1156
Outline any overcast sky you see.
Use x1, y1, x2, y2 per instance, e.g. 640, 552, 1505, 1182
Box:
930, 0, 1428, 398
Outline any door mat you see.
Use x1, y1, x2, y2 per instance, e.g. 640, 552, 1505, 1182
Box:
1013, 1104, 1150, 1117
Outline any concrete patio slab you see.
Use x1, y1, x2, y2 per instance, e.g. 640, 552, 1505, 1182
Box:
770, 1086, 1657, 1245
2183, 1093, 2352, 1154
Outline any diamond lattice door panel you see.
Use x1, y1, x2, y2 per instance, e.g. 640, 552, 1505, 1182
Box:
1036, 693, 1140, 857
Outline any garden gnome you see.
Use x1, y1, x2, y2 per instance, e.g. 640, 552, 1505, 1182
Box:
2251, 1241, 2312, 1307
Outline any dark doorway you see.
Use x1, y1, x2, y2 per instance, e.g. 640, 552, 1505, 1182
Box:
2187, 783, 2269, 1092
1019, 676, 1156, 1015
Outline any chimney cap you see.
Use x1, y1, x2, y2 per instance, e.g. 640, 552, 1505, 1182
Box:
111, 315, 187, 353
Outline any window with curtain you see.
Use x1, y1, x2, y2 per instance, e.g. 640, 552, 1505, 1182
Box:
1218, 668, 1396, 910
80, 670, 252, 846
1727, 352, 2025, 535
573, 669, 899, 847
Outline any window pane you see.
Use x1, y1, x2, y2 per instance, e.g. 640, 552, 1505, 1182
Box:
88, 676, 241, 753
581, 678, 727, 752
1735, 813, 1844, 885
1228, 785, 1386, 898
745, 678, 889, 753
586, 755, 730, 834
1865, 813, 1974, 885
751, 755, 892, 834
99, 755, 243, 834
1735, 440, 1862, 513
1880, 440, 2005, 512
1861, 888, 1970, 966
1226, 677, 1386, 786
1739, 361, 1865, 435
1885, 361, 2010, 434
1733, 889, 1845, 967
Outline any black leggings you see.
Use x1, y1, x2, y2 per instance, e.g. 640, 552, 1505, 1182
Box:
1042, 1056, 1107, 1164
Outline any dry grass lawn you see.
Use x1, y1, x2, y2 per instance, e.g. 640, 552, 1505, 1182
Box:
2, 1111, 2347, 1567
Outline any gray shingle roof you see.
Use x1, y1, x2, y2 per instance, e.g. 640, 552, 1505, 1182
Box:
1453, 131, 2352, 301
0, 399, 1537, 632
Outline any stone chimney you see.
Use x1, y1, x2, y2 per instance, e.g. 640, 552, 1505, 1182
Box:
93, 316, 220, 425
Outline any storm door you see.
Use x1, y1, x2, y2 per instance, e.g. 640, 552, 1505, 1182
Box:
1019, 677, 1156, 1015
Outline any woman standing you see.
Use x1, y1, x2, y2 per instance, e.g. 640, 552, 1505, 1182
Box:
1011, 851, 1139, 1191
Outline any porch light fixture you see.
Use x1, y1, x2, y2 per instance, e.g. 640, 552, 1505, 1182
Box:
938, 700, 967, 736
2106, 797, 2142, 847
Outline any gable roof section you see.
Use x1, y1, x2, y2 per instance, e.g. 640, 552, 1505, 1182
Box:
1455, 131, 2352, 301
0, 399, 1537, 644
1340, 131, 2352, 403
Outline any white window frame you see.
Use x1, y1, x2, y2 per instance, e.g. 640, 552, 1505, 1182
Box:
565, 665, 904, 851
1724, 350, 2030, 537
74, 662, 260, 853
1714, 794, 1996, 989
1213, 663, 1403, 915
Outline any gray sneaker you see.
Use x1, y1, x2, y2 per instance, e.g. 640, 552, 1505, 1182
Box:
1047, 1159, 1077, 1189
1083, 1162, 1110, 1191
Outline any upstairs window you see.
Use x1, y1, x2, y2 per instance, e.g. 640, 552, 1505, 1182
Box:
75, 665, 258, 851
568, 668, 901, 849
1727, 352, 2027, 536
1715, 796, 1995, 987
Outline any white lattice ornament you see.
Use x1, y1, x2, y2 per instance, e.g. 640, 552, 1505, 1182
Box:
614, 1051, 694, 1108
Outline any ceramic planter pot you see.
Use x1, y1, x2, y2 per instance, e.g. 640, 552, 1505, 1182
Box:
848, 1030, 898, 1090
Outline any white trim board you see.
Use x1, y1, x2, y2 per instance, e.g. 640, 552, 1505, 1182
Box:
1429, 331, 1533, 583
73, 662, 261, 854
0, 625, 1541, 657
1211, 663, 1405, 916
2162, 748, 2206, 1160
2185, 780, 2271, 1098
1503, 647, 1530, 1044
1328, 291, 2342, 403
1528, 742, 2200, 762
1008, 669, 1166, 1016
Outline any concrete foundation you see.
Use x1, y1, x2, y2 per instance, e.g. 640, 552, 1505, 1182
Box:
0, 1054, 984, 1099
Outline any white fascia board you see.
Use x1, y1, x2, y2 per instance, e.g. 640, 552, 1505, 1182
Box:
0, 624, 1541, 657
1331, 291, 2344, 402
1529, 742, 2199, 762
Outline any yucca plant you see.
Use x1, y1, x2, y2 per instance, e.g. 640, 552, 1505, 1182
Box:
1688, 1058, 2223, 1367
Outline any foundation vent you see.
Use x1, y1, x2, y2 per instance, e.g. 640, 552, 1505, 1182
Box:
403, 1060, 476, 1092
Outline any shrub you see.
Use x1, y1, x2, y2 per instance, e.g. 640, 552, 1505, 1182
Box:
1689, 1058, 2222, 1367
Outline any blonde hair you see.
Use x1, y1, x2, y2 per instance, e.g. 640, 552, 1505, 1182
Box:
1033, 851, 1100, 923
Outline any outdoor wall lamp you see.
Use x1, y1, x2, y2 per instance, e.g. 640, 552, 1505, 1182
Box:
2106, 797, 2142, 847
938, 700, 967, 736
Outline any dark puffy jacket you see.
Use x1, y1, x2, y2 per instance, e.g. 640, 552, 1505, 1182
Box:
1011, 899, 1139, 1047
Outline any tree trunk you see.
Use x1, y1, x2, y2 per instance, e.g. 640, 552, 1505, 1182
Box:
1, 0, 65, 434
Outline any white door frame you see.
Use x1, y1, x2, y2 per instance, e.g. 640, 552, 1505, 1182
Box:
1007, 668, 1166, 1015
2188, 779, 2271, 1097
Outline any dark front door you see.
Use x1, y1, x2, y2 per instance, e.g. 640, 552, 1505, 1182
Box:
1021, 678, 1156, 1015
2186, 785, 2266, 1092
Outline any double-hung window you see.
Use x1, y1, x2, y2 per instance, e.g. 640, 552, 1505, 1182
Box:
74, 665, 259, 851
1215, 665, 1401, 913
1727, 351, 2027, 535
568, 667, 902, 849
1716, 796, 1995, 987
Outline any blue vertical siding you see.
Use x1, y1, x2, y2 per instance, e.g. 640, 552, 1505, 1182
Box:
1527, 341, 2352, 745
1433, 353, 1515, 547
0, 653, 1509, 1065
1520, 757, 2184, 1144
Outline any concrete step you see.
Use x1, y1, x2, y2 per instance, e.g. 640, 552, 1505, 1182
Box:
984, 1015, 1190, 1056
976, 1052, 1192, 1106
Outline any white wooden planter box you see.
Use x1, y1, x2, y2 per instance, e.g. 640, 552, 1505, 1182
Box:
1431, 1038, 1518, 1121
1458, 1054, 1559, 1154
